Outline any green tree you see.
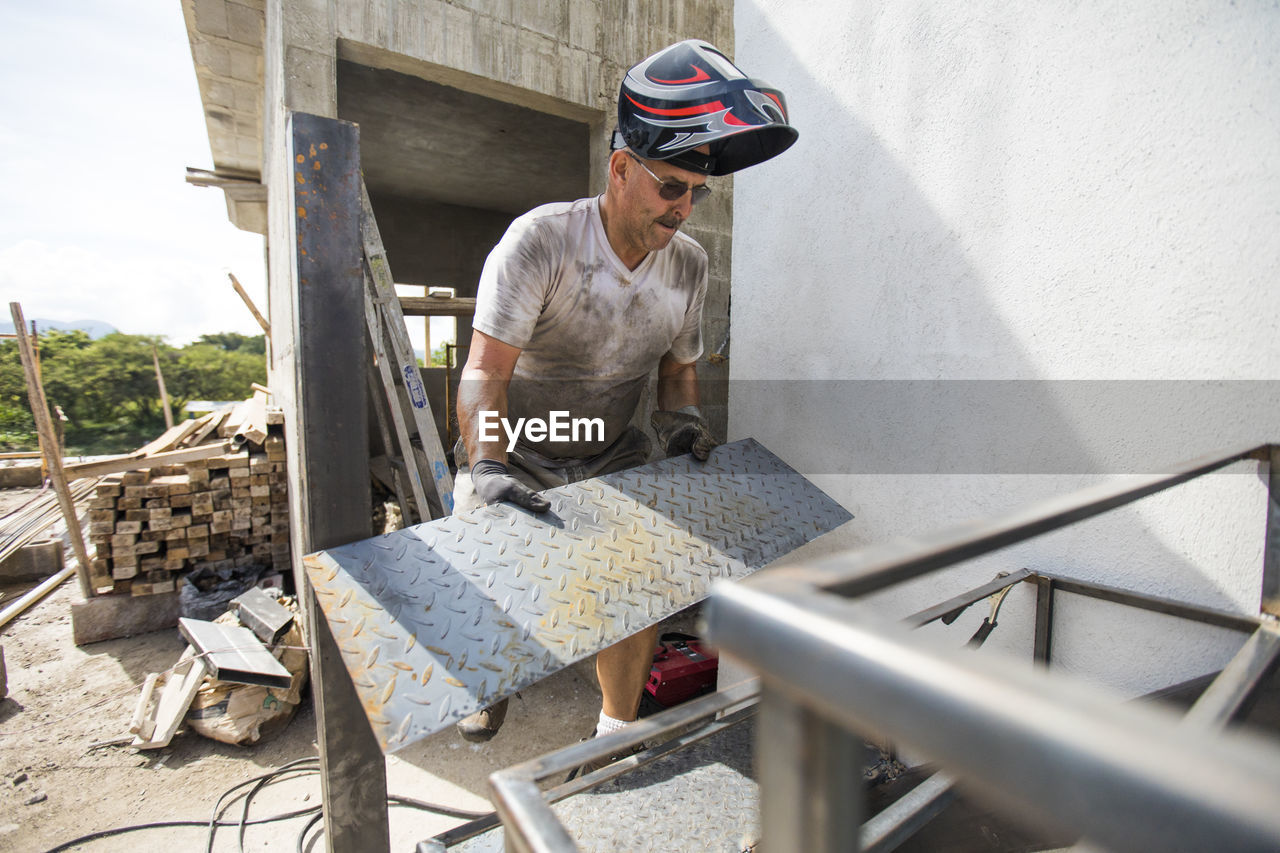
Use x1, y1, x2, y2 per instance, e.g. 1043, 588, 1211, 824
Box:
171, 343, 266, 404
198, 332, 267, 355
41, 333, 168, 427
0, 329, 268, 452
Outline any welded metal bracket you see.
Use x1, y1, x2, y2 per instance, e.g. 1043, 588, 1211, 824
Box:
303, 438, 851, 752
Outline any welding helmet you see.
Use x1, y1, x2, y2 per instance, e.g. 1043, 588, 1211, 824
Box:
616, 39, 798, 176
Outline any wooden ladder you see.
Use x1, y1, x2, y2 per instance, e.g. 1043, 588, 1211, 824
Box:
360, 182, 455, 523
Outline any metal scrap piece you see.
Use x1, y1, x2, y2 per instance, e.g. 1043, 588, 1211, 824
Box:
230, 587, 295, 644
177, 617, 294, 689
304, 438, 852, 752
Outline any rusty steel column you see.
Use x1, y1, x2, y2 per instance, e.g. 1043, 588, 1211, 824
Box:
286, 111, 387, 852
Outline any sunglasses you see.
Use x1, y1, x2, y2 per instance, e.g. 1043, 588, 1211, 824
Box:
627, 152, 712, 205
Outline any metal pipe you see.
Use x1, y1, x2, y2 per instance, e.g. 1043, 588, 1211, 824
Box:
1182, 622, 1280, 728
1049, 575, 1260, 634
904, 569, 1030, 628
861, 771, 956, 853
799, 443, 1268, 599
707, 582, 1280, 853
0, 565, 75, 630
486, 680, 761, 853
439, 703, 758, 848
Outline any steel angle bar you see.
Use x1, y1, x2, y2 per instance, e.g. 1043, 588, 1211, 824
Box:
1182, 622, 1280, 729
707, 582, 1280, 853
1048, 574, 1260, 633
903, 569, 1032, 628
860, 771, 956, 853
178, 617, 293, 688
303, 438, 851, 752
802, 442, 1270, 599
488, 679, 761, 853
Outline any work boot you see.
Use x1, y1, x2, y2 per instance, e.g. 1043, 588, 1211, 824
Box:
564, 728, 645, 782
456, 697, 508, 743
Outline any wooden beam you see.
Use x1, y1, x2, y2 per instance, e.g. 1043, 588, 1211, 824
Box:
230, 272, 272, 335
9, 302, 96, 598
397, 295, 477, 317
63, 441, 234, 480
152, 344, 174, 431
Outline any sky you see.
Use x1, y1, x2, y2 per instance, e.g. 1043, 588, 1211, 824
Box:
0, 0, 269, 345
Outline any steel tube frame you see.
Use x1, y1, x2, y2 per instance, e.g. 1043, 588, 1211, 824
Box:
479, 444, 1276, 851
814, 442, 1267, 599
477, 563, 1271, 852
709, 581, 1280, 853
705, 442, 1279, 853
488, 680, 761, 853
860, 771, 955, 853
1183, 623, 1280, 728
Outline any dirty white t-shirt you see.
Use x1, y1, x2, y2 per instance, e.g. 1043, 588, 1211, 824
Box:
472, 195, 707, 459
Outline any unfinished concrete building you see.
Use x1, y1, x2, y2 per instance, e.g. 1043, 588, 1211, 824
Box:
182, 1, 1280, 851
183, 0, 734, 447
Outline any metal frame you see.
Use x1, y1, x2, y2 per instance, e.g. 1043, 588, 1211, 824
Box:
485, 679, 762, 853
705, 442, 1280, 853
481, 443, 1280, 852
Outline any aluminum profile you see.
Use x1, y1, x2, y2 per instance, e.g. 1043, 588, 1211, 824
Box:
303, 438, 852, 752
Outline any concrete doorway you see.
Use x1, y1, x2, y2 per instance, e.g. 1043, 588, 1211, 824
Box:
337, 59, 591, 463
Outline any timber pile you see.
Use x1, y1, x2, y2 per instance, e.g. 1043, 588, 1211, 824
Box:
81, 393, 290, 597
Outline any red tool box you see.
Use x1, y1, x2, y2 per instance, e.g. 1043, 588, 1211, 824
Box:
643, 634, 719, 711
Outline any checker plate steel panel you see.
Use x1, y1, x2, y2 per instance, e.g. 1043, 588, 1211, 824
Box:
304, 439, 851, 752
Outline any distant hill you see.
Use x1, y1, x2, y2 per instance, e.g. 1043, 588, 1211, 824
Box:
0, 318, 118, 339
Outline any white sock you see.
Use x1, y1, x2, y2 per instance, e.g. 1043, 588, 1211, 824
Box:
596, 709, 631, 736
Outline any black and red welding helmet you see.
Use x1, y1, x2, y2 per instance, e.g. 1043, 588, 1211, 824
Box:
617, 39, 798, 176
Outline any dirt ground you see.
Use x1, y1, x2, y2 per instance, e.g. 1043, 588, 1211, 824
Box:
0, 485, 629, 853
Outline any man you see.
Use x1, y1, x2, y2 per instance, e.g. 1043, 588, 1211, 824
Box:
451, 39, 797, 756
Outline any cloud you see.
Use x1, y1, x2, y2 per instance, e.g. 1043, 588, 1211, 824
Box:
1, 1, 269, 346
1, 239, 267, 345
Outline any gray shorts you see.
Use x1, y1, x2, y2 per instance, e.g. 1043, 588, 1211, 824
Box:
452, 426, 652, 514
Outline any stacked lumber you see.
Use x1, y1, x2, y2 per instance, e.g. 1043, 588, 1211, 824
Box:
82, 391, 290, 597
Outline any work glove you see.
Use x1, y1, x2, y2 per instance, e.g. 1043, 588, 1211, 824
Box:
469, 459, 550, 512
650, 405, 717, 461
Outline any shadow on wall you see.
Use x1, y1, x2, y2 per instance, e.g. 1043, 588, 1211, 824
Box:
726, 1, 1277, 679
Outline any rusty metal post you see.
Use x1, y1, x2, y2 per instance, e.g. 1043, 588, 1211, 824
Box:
1263, 446, 1279, 617
1033, 574, 1055, 666
285, 112, 387, 852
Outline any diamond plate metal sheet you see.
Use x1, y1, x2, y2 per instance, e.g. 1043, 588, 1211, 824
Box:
303, 438, 851, 752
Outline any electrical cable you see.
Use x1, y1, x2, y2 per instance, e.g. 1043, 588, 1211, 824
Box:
40, 807, 320, 853
238, 762, 321, 852
206, 756, 319, 853
294, 797, 495, 851
388, 794, 491, 821
43, 754, 493, 853
295, 811, 324, 853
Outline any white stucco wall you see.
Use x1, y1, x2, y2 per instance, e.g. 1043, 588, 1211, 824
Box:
730, 1, 1279, 695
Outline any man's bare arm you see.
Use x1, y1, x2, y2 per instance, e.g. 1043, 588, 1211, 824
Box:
656, 353, 700, 411
458, 330, 522, 465
652, 353, 715, 460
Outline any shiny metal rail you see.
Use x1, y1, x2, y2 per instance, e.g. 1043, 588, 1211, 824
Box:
485, 679, 761, 853
470, 562, 1274, 852
706, 441, 1280, 853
